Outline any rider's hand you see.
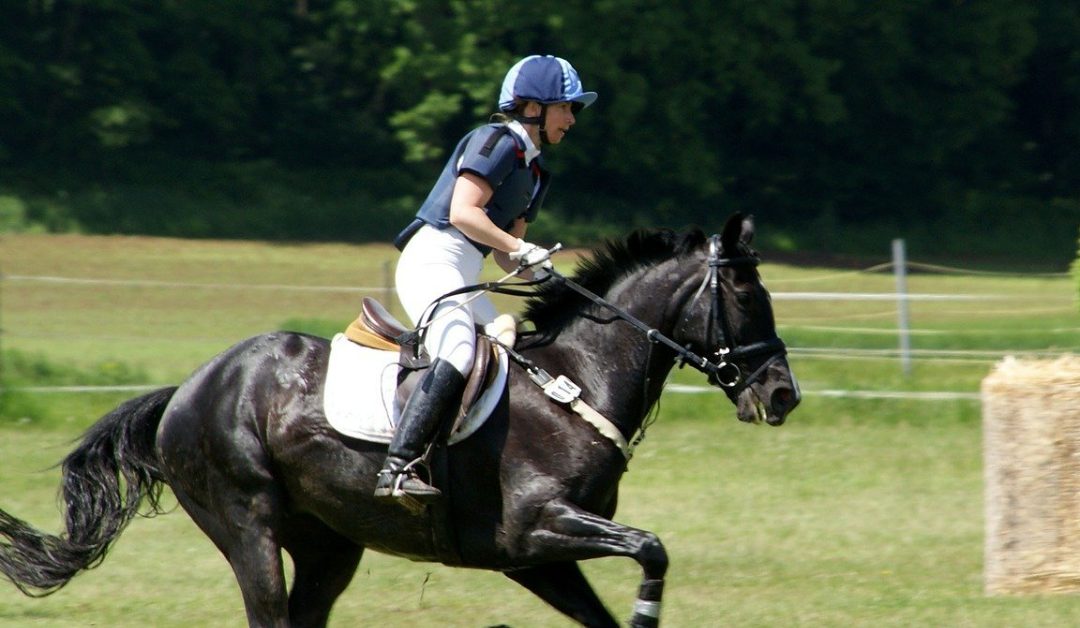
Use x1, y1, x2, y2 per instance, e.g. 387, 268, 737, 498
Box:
509, 239, 553, 269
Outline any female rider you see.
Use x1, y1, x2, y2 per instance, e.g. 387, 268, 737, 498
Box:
375, 55, 598, 507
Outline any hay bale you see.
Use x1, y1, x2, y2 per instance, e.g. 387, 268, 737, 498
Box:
983, 355, 1080, 595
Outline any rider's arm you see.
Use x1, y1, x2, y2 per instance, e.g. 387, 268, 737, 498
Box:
492, 218, 528, 275
449, 172, 522, 255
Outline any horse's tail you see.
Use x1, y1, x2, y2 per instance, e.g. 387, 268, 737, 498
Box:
0, 386, 177, 596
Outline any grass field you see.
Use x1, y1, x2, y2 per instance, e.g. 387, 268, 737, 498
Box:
0, 233, 1078, 626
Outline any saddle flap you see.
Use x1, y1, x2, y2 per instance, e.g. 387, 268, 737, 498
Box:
457, 335, 493, 424
323, 334, 508, 449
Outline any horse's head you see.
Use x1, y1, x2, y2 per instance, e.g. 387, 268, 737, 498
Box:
522, 217, 800, 426
674, 214, 800, 426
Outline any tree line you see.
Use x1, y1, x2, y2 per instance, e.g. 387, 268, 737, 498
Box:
1, 1, 1077, 263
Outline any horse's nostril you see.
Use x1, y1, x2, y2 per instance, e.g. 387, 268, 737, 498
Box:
772, 387, 798, 413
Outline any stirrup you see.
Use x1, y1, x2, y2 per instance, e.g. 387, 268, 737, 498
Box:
374, 459, 440, 514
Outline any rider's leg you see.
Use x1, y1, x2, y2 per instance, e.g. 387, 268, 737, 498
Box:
378, 226, 480, 505
374, 297, 472, 503
374, 357, 466, 502
375, 296, 474, 503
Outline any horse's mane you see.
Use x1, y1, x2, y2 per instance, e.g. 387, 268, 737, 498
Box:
522, 228, 709, 332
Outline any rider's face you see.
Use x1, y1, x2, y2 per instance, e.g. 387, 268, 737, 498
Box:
542, 102, 576, 144
521, 101, 576, 145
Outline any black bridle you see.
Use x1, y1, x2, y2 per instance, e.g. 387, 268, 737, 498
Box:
688, 234, 788, 394
551, 234, 788, 394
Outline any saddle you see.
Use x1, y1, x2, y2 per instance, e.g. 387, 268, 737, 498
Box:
344, 297, 502, 430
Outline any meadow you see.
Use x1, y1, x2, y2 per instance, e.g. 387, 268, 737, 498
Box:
0, 232, 1077, 627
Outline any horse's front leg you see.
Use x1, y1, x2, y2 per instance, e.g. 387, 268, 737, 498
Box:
520, 499, 668, 628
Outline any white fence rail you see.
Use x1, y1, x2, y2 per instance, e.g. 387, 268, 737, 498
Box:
1, 244, 1075, 399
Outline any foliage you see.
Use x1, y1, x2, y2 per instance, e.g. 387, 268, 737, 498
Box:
0, 2, 1077, 262
0, 195, 43, 233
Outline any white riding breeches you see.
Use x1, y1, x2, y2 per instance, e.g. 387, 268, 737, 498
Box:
395, 225, 497, 377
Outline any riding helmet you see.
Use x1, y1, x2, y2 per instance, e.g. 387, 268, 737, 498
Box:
498, 55, 598, 113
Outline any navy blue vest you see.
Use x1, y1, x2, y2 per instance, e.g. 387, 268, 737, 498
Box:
395, 124, 551, 255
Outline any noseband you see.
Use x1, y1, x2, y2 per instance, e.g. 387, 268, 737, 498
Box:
687, 235, 788, 395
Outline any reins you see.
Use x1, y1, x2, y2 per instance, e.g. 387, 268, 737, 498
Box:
410, 236, 786, 393
541, 236, 787, 394
404, 246, 563, 354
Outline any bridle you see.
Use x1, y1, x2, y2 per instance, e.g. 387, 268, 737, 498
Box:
546, 234, 787, 395
684, 234, 788, 396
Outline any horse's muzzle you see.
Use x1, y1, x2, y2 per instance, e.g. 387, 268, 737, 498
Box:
766, 368, 801, 425
733, 361, 799, 426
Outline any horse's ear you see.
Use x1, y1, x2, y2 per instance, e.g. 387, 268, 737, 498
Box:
740, 214, 755, 246
721, 213, 754, 251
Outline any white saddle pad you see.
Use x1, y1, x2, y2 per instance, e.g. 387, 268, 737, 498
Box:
323, 333, 508, 445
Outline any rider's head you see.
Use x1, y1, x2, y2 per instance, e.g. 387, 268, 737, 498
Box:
497, 55, 597, 145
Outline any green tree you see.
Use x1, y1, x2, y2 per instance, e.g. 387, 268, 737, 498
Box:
0, 1, 1076, 262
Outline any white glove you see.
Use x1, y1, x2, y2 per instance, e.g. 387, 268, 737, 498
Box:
509, 239, 553, 270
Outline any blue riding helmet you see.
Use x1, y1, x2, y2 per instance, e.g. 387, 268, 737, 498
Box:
498, 55, 598, 113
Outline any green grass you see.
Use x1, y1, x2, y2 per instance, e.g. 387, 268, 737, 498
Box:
0, 233, 1078, 625
4, 402, 1080, 626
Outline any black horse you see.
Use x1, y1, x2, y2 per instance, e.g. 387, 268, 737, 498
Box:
0, 214, 799, 627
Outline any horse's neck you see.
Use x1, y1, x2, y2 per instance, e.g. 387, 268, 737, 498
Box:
555, 262, 694, 432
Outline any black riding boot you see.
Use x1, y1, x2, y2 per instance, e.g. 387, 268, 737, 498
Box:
374, 359, 466, 506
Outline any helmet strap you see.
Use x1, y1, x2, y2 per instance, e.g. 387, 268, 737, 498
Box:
538, 104, 551, 145
512, 103, 551, 145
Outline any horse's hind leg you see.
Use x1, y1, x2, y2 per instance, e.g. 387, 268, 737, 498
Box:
170, 485, 291, 627
505, 562, 618, 628
281, 515, 364, 628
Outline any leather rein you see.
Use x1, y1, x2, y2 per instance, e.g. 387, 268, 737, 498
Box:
416, 234, 788, 395
548, 234, 788, 395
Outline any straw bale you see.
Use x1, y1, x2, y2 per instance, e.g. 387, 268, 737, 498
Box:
983, 355, 1080, 595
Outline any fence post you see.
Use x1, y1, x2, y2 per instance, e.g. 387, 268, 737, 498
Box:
893, 239, 912, 375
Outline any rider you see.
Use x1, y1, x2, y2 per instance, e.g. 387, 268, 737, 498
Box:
375, 55, 598, 507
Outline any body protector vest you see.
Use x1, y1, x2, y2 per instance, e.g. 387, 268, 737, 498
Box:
395, 124, 551, 255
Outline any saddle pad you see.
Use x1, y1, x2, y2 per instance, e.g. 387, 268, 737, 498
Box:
323, 333, 508, 445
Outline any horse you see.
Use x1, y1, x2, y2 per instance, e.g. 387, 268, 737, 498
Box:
0, 213, 799, 627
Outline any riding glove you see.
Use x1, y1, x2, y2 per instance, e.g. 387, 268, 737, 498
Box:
509, 239, 554, 271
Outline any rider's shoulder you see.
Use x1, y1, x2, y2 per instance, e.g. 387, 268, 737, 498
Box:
463, 123, 519, 158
